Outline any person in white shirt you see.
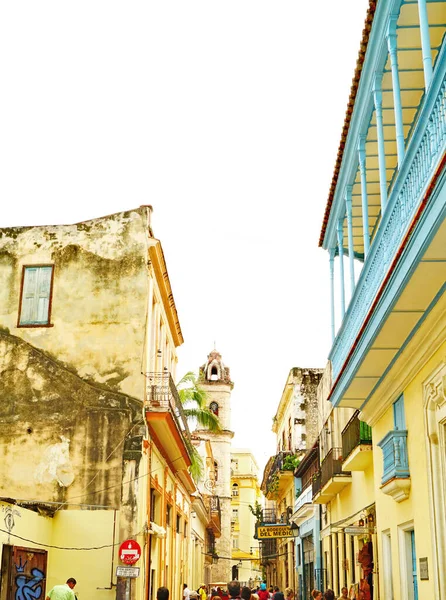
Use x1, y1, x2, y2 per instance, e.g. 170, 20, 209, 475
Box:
184, 584, 191, 600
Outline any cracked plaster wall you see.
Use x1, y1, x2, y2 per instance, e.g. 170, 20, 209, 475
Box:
0, 207, 151, 399
0, 331, 142, 507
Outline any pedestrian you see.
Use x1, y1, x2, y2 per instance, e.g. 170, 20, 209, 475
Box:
227, 581, 241, 599
268, 588, 274, 600
157, 588, 169, 600
311, 591, 322, 600
257, 583, 269, 600
241, 587, 252, 600
284, 588, 294, 600
323, 591, 335, 600
339, 589, 348, 600
251, 589, 259, 600
184, 584, 191, 600
45, 578, 77, 600
272, 587, 280, 600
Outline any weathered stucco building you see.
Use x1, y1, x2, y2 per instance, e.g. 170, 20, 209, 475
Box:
0, 206, 200, 600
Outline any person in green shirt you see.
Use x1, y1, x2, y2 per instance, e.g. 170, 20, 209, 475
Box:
46, 578, 77, 600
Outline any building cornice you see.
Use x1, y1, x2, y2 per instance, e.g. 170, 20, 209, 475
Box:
148, 240, 183, 347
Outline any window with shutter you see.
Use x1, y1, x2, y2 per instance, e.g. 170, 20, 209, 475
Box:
18, 266, 54, 326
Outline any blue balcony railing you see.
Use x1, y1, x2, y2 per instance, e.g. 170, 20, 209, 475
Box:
330, 50, 446, 379
377, 430, 410, 484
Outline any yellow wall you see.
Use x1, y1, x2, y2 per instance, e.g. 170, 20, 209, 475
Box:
372, 339, 446, 599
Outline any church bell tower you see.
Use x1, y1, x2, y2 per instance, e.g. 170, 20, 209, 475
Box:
198, 349, 234, 583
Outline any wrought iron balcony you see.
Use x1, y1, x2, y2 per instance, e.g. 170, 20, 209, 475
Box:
259, 538, 277, 565
321, 447, 351, 487
208, 495, 221, 537
313, 447, 352, 503
261, 508, 277, 524
145, 372, 192, 474
342, 413, 373, 470
312, 470, 322, 499
263, 451, 296, 497
145, 372, 191, 437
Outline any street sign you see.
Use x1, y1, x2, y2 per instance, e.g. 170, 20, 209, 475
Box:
116, 566, 140, 578
344, 527, 374, 536
119, 540, 142, 565
257, 524, 295, 539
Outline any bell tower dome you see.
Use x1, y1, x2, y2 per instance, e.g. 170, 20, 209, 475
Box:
199, 349, 233, 431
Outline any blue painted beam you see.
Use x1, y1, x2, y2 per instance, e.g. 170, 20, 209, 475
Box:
417, 0, 434, 88
358, 135, 371, 257
345, 186, 356, 295
372, 73, 388, 212
337, 219, 346, 318
329, 247, 336, 343
387, 14, 406, 167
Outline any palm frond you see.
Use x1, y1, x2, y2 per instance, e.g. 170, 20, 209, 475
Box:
183, 407, 221, 432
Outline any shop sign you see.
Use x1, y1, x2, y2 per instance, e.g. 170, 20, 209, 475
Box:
344, 526, 374, 536
419, 557, 429, 580
116, 566, 140, 578
257, 524, 294, 539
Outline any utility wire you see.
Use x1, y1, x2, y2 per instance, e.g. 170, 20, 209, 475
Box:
0, 527, 144, 551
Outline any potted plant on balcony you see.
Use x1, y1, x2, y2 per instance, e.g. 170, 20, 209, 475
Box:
282, 454, 300, 471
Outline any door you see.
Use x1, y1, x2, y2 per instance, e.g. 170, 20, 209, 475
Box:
410, 531, 418, 600
6, 546, 47, 600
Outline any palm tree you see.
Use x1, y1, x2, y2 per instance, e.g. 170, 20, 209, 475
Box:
177, 371, 221, 432
177, 371, 221, 480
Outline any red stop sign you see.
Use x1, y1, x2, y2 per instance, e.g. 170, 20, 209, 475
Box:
119, 540, 142, 565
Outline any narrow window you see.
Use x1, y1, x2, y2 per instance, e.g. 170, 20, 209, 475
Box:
18, 266, 54, 326
232, 483, 239, 496
393, 395, 406, 430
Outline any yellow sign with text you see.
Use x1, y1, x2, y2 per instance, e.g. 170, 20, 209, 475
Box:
257, 525, 294, 539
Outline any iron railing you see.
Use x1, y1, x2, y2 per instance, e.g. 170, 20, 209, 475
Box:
209, 495, 221, 516
320, 447, 351, 488
145, 372, 191, 438
342, 413, 372, 461
259, 538, 277, 564
264, 450, 295, 493
261, 508, 277, 524
312, 470, 322, 498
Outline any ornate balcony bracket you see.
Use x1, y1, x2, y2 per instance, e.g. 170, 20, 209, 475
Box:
380, 477, 411, 503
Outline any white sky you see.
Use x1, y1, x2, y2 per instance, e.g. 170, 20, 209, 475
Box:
0, 0, 369, 474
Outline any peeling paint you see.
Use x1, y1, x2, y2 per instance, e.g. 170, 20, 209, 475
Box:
35, 436, 75, 487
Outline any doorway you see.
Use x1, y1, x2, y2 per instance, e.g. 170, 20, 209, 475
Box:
0, 546, 47, 600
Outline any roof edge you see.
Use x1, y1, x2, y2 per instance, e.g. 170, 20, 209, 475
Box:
318, 0, 378, 248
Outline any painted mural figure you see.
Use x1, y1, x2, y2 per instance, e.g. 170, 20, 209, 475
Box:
15, 567, 45, 600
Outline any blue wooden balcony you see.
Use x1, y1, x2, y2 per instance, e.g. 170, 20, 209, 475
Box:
377, 429, 411, 502
377, 429, 410, 483
318, 0, 446, 413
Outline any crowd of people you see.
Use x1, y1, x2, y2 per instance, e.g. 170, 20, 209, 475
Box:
154, 581, 348, 600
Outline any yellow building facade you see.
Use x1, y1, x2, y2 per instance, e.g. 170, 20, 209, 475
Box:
0, 206, 207, 600
230, 450, 262, 586
317, 0, 446, 598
